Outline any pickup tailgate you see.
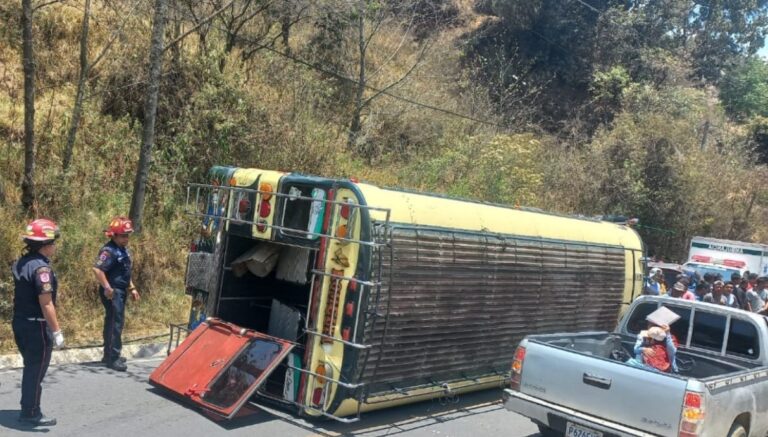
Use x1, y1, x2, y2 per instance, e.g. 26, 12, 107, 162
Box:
521, 340, 687, 435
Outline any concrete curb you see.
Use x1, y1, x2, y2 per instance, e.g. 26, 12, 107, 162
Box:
0, 342, 168, 370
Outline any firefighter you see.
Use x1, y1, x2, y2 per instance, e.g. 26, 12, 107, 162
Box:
91, 216, 140, 372
12, 219, 64, 426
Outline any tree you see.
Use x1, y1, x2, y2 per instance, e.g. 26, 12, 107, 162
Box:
129, 0, 168, 232
63, 0, 143, 173
341, 0, 431, 160
687, 0, 768, 83
21, 0, 36, 213
62, 0, 92, 173
720, 58, 768, 120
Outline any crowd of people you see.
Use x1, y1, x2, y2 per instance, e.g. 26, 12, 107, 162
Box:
644, 267, 768, 313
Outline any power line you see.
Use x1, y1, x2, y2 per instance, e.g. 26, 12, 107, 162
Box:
224, 33, 512, 130
161, 2, 512, 129
570, 0, 604, 15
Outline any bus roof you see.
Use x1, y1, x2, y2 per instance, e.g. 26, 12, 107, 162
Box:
215, 166, 643, 251
356, 182, 642, 250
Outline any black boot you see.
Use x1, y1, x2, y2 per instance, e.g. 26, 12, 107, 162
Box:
18, 412, 57, 426
101, 356, 126, 364
107, 359, 127, 372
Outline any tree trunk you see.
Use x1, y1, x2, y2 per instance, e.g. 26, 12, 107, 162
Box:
129, 0, 167, 232
21, 0, 36, 214
63, 0, 91, 173
280, 13, 291, 54
347, 1, 366, 154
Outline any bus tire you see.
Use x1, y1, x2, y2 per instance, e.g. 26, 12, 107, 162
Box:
537, 424, 563, 437
727, 423, 747, 437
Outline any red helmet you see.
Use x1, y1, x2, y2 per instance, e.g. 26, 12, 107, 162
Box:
105, 216, 134, 237
23, 218, 60, 242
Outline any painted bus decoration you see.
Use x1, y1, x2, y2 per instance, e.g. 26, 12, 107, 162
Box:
149, 166, 645, 422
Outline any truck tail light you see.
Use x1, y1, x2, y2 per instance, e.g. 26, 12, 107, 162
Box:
679, 391, 705, 437
509, 346, 526, 391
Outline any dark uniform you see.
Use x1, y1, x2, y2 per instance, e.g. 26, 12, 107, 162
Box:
12, 253, 57, 418
94, 240, 132, 363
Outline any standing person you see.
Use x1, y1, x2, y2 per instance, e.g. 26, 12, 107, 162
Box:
747, 273, 759, 292
731, 273, 748, 310
667, 282, 695, 301
12, 219, 64, 426
693, 283, 708, 301
703, 280, 727, 305
91, 217, 140, 372
722, 282, 740, 308
745, 277, 768, 313
644, 268, 665, 295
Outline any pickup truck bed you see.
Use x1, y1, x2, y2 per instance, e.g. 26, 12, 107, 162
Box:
544, 332, 755, 379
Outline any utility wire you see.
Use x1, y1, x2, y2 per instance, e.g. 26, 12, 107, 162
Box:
570, 0, 604, 15
161, 1, 511, 129
222, 33, 512, 130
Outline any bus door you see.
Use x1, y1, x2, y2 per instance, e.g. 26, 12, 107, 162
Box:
149, 319, 294, 419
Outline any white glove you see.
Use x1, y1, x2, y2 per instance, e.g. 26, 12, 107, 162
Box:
52, 330, 65, 348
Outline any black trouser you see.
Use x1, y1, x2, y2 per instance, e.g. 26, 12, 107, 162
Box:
12, 317, 53, 416
100, 288, 126, 362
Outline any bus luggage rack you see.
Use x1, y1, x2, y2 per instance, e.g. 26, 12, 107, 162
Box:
185, 183, 391, 248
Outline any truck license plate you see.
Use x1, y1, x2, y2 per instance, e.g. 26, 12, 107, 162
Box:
566, 421, 603, 437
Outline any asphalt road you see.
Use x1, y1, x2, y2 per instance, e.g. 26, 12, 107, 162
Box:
0, 358, 540, 437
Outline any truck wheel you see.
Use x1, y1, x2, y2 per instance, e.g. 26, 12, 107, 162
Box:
727, 423, 747, 437
537, 424, 563, 437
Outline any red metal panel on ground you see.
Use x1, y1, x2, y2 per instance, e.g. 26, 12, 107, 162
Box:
150, 318, 294, 419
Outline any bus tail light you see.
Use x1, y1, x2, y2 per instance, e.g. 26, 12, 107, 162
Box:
256, 219, 267, 233
679, 391, 705, 437
259, 200, 271, 218
259, 183, 273, 201
509, 346, 526, 391
238, 198, 251, 214
312, 363, 332, 408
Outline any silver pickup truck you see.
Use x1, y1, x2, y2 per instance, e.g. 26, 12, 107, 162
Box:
504, 296, 768, 437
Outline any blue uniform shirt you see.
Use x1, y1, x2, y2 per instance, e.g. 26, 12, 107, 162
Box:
94, 241, 132, 290
12, 253, 57, 319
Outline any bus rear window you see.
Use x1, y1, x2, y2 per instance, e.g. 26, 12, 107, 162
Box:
280, 185, 326, 240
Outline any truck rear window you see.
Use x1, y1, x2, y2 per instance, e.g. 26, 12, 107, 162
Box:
626, 303, 657, 333
727, 318, 760, 359
691, 312, 726, 351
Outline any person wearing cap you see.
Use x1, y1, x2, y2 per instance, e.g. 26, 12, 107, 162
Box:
12, 219, 65, 426
626, 324, 678, 373
644, 268, 666, 296
91, 216, 140, 372
667, 281, 695, 301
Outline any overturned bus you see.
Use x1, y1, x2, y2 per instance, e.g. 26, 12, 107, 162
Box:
149, 166, 645, 422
